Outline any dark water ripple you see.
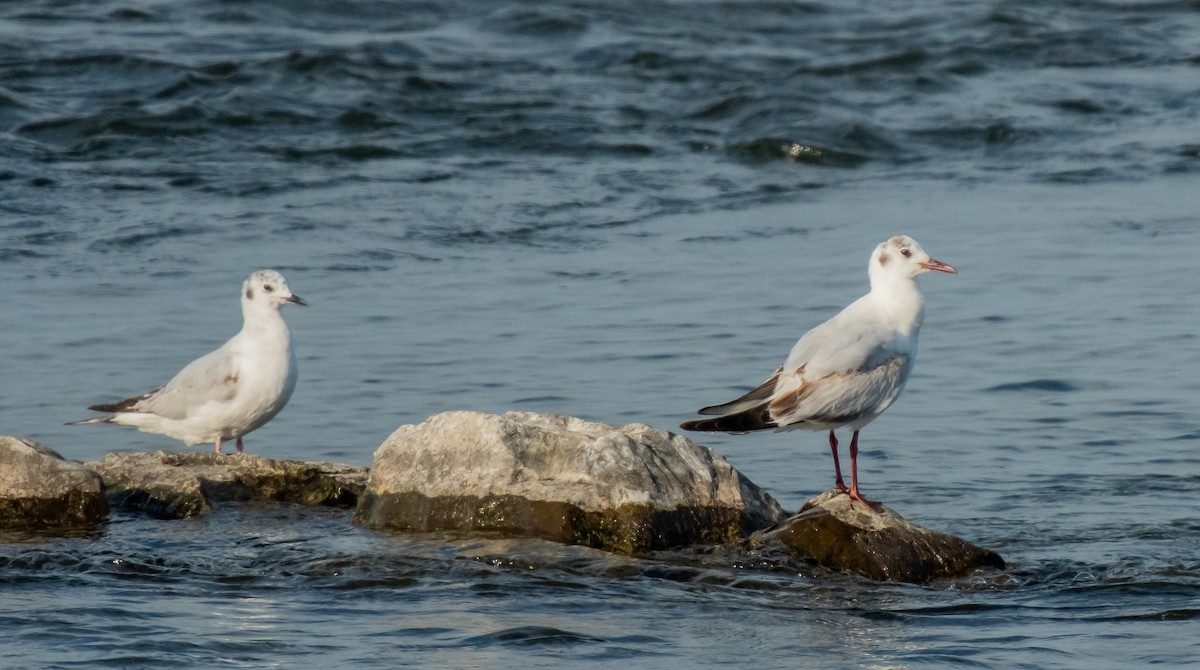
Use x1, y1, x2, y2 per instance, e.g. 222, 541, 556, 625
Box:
0, 502, 1198, 667
5, 1, 1198, 214
986, 379, 1079, 393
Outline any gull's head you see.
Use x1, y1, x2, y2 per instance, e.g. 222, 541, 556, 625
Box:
242, 269, 308, 310
870, 235, 957, 282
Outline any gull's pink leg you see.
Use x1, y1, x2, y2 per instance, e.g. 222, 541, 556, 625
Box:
828, 431, 848, 492
847, 430, 883, 512
235, 437, 244, 455
215, 437, 223, 455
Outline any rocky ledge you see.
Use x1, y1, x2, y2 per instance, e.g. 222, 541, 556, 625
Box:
354, 411, 787, 554
89, 452, 368, 519
2, 412, 1005, 583
749, 490, 1006, 582
0, 436, 108, 530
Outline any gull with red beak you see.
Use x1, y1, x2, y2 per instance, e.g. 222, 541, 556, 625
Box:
681, 235, 957, 511
73, 269, 308, 455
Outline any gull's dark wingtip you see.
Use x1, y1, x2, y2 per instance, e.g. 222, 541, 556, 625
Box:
85, 390, 156, 415
67, 416, 108, 426
680, 406, 776, 433
87, 403, 119, 413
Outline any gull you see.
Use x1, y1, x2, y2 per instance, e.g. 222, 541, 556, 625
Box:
73, 270, 308, 455
681, 235, 956, 510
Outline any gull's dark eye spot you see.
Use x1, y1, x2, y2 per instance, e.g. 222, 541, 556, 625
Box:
263, 284, 274, 293
900, 248, 912, 257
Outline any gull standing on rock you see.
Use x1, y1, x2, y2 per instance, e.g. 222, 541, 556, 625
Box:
73, 270, 308, 455
681, 235, 956, 511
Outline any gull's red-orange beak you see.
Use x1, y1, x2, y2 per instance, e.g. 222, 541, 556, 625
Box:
920, 259, 958, 274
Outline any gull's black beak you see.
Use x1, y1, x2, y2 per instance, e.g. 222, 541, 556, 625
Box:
287, 294, 309, 306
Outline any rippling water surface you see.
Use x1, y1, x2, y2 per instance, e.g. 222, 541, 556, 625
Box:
2, 1, 1199, 668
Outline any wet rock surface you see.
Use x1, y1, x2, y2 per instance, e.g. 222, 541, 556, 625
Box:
0, 436, 108, 530
749, 490, 1006, 582
89, 451, 368, 519
355, 411, 787, 554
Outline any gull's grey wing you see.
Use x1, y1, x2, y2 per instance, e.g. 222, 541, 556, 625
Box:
783, 297, 905, 378
767, 354, 910, 426
135, 346, 241, 420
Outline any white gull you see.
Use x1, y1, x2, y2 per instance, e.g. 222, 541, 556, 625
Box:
681, 235, 956, 510
73, 269, 307, 455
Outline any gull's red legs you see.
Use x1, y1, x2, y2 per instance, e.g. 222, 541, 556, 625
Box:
828, 431, 848, 493
846, 430, 883, 512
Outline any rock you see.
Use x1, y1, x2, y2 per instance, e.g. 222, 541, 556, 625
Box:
0, 436, 108, 530
748, 490, 1005, 582
89, 451, 368, 519
355, 411, 786, 554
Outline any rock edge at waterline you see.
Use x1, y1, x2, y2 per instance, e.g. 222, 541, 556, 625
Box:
748, 489, 1007, 582
0, 435, 108, 530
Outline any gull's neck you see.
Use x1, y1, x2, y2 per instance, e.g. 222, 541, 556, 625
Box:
866, 270, 925, 336
240, 301, 290, 340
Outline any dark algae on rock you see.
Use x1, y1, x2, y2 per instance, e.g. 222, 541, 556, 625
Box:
89, 451, 367, 519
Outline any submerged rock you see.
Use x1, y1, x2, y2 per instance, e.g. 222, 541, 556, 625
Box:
90, 451, 368, 519
355, 411, 786, 554
749, 490, 1005, 583
0, 436, 108, 530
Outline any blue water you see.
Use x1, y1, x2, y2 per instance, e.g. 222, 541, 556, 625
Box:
2, 1, 1199, 667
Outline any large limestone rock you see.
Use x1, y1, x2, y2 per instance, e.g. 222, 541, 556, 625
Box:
355, 411, 786, 554
748, 490, 1005, 582
90, 451, 368, 519
0, 436, 108, 530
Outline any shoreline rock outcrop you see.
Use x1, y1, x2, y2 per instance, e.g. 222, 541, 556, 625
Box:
89, 451, 368, 519
0, 436, 108, 530
748, 489, 1006, 582
355, 411, 787, 554
3, 413, 1005, 584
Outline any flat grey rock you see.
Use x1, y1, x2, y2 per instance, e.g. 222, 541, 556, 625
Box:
355, 411, 787, 554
